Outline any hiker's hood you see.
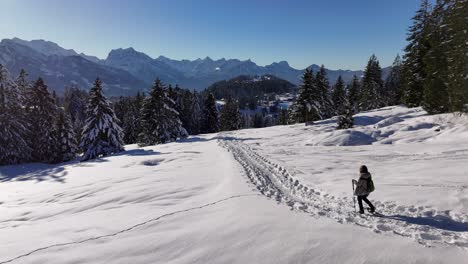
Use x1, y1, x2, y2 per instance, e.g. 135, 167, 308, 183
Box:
360, 172, 371, 179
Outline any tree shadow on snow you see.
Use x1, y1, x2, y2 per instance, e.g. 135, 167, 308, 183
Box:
0, 149, 163, 183
219, 136, 263, 142
177, 136, 218, 143
383, 214, 468, 232
353, 115, 386, 126
176, 136, 262, 143
0, 162, 69, 183
113, 148, 164, 157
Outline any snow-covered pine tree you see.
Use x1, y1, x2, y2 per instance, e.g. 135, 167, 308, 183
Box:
220, 96, 241, 131
189, 90, 202, 135
331, 75, 347, 115
52, 109, 78, 163
113, 97, 127, 142
402, 0, 432, 107
360, 54, 383, 111
337, 103, 354, 130
384, 54, 404, 106
80, 78, 124, 161
347, 75, 361, 114
315, 65, 334, 118
64, 86, 88, 135
421, 0, 450, 114
445, 0, 467, 112
168, 84, 183, 115
15, 69, 30, 104
179, 89, 194, 134
164, 84, 188, 141
24, 77, 58, 163
114, 96, 141, 144
202, 93, 219, 133
290, 69, 321, 123
138, 79, 187, 146
0, 65, 31, 165
131, 91, 144, 141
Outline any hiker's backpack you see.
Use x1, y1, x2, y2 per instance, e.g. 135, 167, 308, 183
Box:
367, 177, 375, 193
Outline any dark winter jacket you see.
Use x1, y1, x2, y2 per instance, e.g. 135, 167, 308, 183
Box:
354, 172, 372, 196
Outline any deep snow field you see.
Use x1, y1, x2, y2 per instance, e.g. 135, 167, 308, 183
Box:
0, 106, 467, 264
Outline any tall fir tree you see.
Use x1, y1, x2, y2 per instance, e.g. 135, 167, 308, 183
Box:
202, 93, 219, 133
52, 109, 78, 163
277, 108, 289, 125
179, 89, 195, 134
385, 54, 405, 106
290, 69, 321, 123
132, 91, 144, 139
445, 0, 468, 111
240, 112, 252, 128
331, 75, 347, 115
164, 84, 188, 140
15, 69, 30, 104
402, 0, 432, 107
114, 95, 142, 144
422, 0, 451, 114
220, 96, 241, 131
0, 65, 31, 165
24, 78, 58, 163
80, 78, 124, 161
189, 90, 202, 135
315, 65, 334, 118
360, 54, 383, 111
64, 86, 88, 147
138, 79, 187, 146
251, 112, 264, 128
347, 75, 361, 114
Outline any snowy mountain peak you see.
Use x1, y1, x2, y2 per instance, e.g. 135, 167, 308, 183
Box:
267, 60, 292, 69
277, 60, 290, 67
157, 55, 170, 60
6, 38, 101, 63
10, 37, 78, 57
0, 37, 388, 92
106, 47, 153, 62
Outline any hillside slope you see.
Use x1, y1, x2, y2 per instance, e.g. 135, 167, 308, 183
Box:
0, 106, 466, 263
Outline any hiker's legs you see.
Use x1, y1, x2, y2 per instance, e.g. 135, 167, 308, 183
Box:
357, 196, 365, 213
362, 195, 375, 211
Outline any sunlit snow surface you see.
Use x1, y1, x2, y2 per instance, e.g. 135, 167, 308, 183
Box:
0, 106, 467, 263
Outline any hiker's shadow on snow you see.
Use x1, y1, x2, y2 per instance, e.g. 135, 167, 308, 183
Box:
0, 163, 69, 183
384, 214, 468, 232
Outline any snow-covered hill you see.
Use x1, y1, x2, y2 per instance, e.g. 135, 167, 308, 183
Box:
0, 106, 467, 263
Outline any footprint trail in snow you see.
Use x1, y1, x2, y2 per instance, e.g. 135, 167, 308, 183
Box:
219, 137, 468, 249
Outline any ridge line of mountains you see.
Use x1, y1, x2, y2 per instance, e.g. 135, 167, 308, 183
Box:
0, 38, 390, 96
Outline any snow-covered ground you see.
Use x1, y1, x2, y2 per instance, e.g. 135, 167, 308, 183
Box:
0, 106, 467, 263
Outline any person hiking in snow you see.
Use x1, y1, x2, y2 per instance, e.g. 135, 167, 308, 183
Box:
352, 165, 375, 214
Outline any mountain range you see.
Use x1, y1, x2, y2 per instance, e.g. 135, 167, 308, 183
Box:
0, 38, 390, 95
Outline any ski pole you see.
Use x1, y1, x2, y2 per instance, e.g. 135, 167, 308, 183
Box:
352, 180, 356, 212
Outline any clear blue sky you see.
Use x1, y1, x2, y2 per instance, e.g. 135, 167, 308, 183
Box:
0, 0, 421, 70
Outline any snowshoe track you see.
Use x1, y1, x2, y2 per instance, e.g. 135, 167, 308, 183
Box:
219, 137, 468, 249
